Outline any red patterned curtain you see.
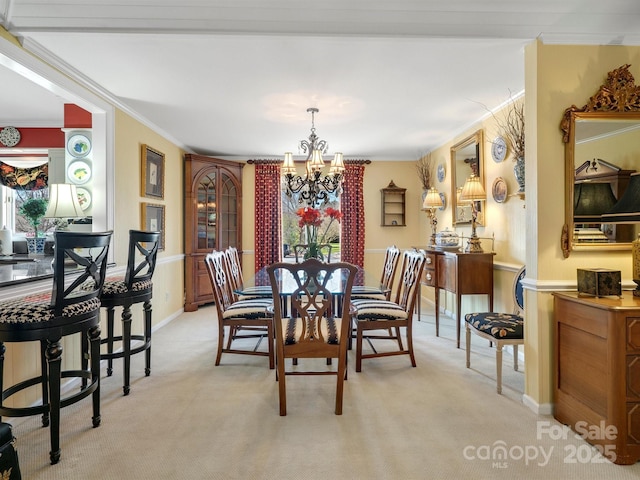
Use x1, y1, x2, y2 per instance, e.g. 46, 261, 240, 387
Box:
253, 161, 282, 277
340, 161, 367, 268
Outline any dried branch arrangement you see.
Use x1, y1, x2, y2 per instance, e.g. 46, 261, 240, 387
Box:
494, 97, 525, 160
416, 153, 434, 190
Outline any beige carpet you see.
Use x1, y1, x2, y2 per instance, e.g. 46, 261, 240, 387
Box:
8, 306, 640, 479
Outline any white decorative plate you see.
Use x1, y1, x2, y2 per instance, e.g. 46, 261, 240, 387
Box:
437, 163, 446, 182
75, 187, 92, 211
67, 160, 92, 185
67, 133, 92, 158
491, 136, 507, 163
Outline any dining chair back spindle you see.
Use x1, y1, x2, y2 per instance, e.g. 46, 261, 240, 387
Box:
267, 258, 358, 415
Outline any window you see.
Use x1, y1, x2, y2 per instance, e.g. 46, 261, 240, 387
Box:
281, 187, 341, 262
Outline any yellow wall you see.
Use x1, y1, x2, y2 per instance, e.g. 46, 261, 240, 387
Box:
112, 109, 185, 325
526, 41, 640, 411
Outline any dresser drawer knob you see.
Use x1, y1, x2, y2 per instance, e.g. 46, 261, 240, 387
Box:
426, 257, 432, 265
426, 273, 432, 281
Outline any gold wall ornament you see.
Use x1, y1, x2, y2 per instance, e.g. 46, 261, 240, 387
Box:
560, 64, 640, 143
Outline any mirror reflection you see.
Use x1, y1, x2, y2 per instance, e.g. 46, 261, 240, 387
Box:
561, 65, 640, 257
451, 129, 485, 226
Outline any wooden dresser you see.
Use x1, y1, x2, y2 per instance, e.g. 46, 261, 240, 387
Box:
419, 248, 494, 348
553, 291, 640, 465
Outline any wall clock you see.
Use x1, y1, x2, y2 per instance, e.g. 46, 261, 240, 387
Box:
491, 136, 507, 163
0, 127, 20, 147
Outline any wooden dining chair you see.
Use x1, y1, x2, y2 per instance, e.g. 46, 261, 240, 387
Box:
204, 251, 274, 368
350, 249, 426, 372
224, 246, 272, 301
351, 245, 400, 300
465, 266, 525, 394
267, 258, 358, 415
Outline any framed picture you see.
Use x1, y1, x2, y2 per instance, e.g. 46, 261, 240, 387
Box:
141, 144, 165, 199
141, 202, 165, 250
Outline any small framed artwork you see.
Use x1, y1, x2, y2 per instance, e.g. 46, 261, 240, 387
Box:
141, 202, 165, 250
141, 144, 165, 199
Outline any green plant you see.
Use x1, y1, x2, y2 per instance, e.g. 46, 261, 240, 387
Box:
19, 197, 48, 237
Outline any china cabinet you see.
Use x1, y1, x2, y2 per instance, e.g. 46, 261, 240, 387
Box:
184, 154, 243, 311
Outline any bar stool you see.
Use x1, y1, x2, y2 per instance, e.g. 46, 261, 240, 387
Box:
0, 231, 112, 464
100, 230, 160, 395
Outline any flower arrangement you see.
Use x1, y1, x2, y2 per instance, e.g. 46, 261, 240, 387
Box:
296, 206, 343, 260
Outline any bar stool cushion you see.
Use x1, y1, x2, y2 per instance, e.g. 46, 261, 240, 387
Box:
101, 276, 153, 296
0, 294, 100, 325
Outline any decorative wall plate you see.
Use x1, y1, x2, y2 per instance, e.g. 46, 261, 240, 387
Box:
75, 187, 92, 211
439, 192, 446, 210
0, 126, 20, 147
491, 136, 507, 163
492, 177, 508, 203
67, 160, 92, 185
437, 163, 446, 182
67, 133, 92, 158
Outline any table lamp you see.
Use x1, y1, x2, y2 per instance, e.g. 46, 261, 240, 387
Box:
422, 187, 443, 246
460, 174, 486, 253
44, 183, 84, 230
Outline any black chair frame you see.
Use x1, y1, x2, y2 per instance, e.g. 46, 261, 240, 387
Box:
0, 231, 111, 464
100, 230, 160, 395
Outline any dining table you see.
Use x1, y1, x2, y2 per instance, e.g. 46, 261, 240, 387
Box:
234, 263, 387, 317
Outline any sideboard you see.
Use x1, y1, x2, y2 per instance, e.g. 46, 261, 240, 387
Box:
418, 248, 494, 348
553, 291, 640, 465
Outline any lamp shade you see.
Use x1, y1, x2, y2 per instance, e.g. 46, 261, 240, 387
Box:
602, 173, 640, 223
282, 152, 296, 175
44, 183, 84, 219
574, 181, 617, 223
329, 152, 345, 175
308, 149, 325, 172
422, 187, 443, 210
460, 175, 486, 202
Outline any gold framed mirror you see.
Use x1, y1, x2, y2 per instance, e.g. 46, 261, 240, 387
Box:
560, 64, 640, 258
451, 129, 485, 226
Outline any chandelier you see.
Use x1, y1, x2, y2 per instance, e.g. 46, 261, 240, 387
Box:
281, 107, 345, 206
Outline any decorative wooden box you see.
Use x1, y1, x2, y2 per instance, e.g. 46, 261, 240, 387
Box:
577, 268, 621, 297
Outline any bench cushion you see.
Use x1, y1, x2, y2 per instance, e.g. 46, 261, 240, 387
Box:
465, 312, 524, 339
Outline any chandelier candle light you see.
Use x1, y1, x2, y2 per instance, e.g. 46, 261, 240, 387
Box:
282, 107, 345, 207
460, 174, 486, 253
422, 187, 443, 246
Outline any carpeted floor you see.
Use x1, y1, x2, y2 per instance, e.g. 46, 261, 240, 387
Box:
7, 305, 640, 479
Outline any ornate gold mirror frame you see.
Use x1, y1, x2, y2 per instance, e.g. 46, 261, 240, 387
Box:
451, 129, 485, 226
560, 64, 640, 258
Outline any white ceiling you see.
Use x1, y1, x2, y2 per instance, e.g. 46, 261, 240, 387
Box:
1, 0, 640, 161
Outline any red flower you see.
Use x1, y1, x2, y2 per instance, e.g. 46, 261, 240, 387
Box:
324, 207, 343, 223
296, 207, 323, 228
